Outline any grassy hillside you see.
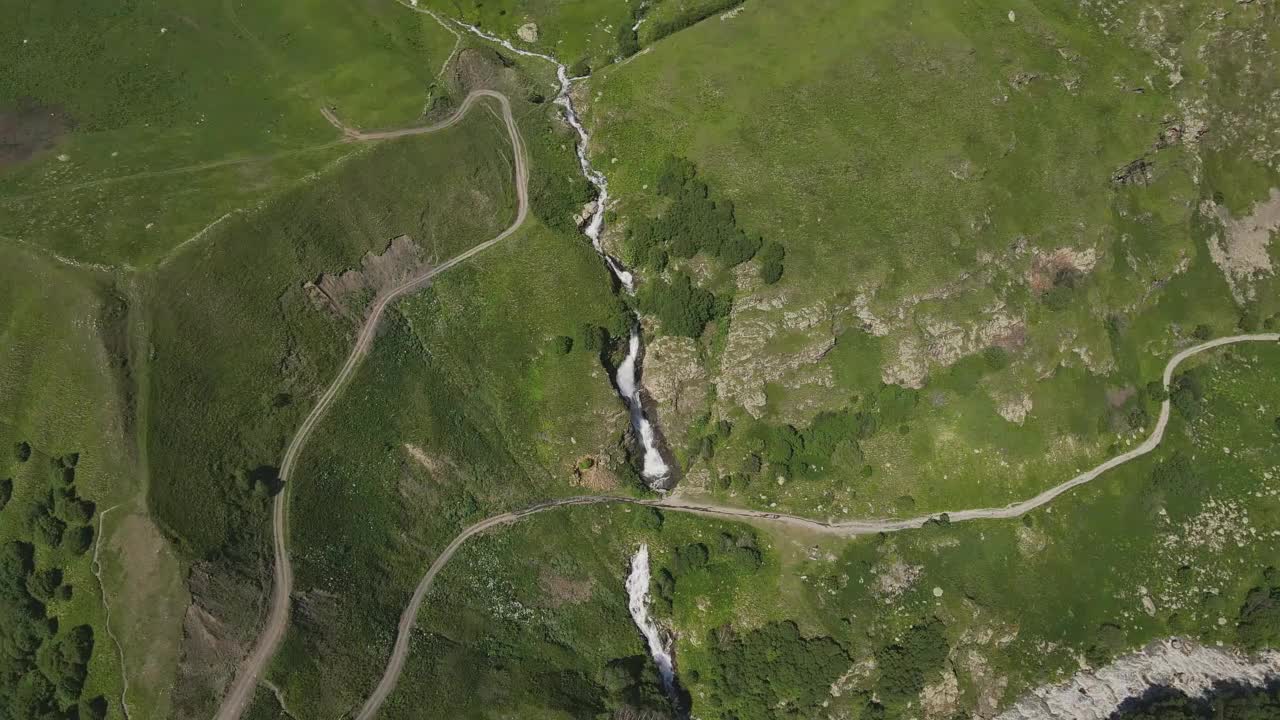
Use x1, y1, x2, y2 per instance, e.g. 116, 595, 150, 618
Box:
269, 218, 635, 715
384, 341, 1280, 719
0, 255, 186, 719
584, 0, 1280, 515
145, 106, 514, 561
0, 0, 457, 266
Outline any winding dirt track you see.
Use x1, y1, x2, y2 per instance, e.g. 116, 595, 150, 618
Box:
212, 89, 528, 720
353, 333, 1279, 718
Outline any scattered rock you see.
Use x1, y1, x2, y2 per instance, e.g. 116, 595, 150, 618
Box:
516, 22, 539, 43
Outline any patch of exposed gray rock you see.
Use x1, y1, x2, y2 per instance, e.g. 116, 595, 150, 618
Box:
640, 334, 708, 445
995, 638, 1280, 720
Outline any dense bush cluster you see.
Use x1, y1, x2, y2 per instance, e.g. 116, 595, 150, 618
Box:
872, 617, 950, 704
629, 156, 765, 272
0, 446, 106, 718
1169, 370, 1205, 420
653, 531, 763, 613
1110, 681, 1280, 719
649, 1, 747, 43
1236, 567, 1280, 650
728, 385, 919, 483
616, 3, 643, 58
599, 655, 671, 717
701, 621, 849, 719
639, 273, 730, 338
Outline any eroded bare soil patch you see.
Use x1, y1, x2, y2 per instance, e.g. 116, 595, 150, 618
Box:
0, 102, 73, 168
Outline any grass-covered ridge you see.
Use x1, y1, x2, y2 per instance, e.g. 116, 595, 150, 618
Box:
145, 107, 515, 562
1, 0, 458, 266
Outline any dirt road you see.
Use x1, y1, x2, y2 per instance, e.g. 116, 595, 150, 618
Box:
212, 89, 528, 720
352, 333, 1279, 719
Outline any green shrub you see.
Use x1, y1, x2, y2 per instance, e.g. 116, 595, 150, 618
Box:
550, 335, 574, 355
873, 618, 950, 703
578, 324, 608, 352
982, 346, 1010, 370
81, 696, 109, 720
1193, 323, 1213, 341
0, 479, 11, 511
1237, 580, 1280, 650
1170, 371, 1205, 419
674, 543, 709, 573
1145, 380, 1169, 403
1151, 452, 1196, 494
13, 441, 32, 463
629, 156, 767, 270
635, 507, 664, 531
639, 273, 727, 338
64, 526, 94, 556
26, 569, 62, 603
759, 241, 785, 284
704, 620, 848, 720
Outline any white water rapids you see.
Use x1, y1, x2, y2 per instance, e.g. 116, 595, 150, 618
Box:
626, 545, 677, 695
450, 19, 671, 483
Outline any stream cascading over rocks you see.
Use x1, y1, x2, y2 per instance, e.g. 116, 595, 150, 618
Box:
449, 19, 672, 485
626, 545, 678, 699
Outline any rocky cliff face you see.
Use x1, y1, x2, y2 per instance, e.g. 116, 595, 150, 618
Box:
996, 638, 1280, 720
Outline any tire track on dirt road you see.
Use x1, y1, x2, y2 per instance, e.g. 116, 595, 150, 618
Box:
353, 334, 1279, 719
213, 89, 528, 720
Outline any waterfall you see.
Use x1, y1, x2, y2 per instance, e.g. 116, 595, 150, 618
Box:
616, 334, 671, 479
626, 545, 677, 694
450, 20, 670, 485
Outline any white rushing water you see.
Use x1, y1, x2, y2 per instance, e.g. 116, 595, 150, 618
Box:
616, 334, 672, 478
626, 545, 677, 694
451, 19, 670, 483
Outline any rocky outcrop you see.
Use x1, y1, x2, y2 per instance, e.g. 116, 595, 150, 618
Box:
883, 307, 1025, 389
715, 266, 836, 419
995, 638, 1280, 720
304, 235, 426, 320
1203, 189, 1279, 303
640, 335, 707, 447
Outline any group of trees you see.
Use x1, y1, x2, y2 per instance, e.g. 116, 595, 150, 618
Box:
628, 156, 785, 284
0, 446, 106, 719
0, 540, 104, 719
700, 620, 849, 720
24, 456, 96, 558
